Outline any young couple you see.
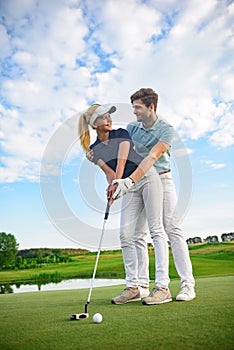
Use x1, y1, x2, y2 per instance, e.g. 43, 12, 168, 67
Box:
78, 88, 196, 305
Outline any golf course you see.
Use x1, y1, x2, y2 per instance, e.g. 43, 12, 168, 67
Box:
0, 243, 233, 350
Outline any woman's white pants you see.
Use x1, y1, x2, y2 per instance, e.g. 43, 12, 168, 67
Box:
120, 168, 169, 288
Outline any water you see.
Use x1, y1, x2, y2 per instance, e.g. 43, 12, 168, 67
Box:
0, 279, 126, 294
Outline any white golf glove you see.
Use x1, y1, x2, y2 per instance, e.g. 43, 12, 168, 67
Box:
112, 177, 135, 200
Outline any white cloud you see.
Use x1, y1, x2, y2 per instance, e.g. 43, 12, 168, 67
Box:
209, 103, 234, 147
0, 23, 11, 59
0, 0, 233, 182
200, 159, 227, 170
97, 0, 162, 53
173, 147, 194, 157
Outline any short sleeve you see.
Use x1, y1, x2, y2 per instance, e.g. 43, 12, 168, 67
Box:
90, 142, 101, 164
159, 123, 174, 145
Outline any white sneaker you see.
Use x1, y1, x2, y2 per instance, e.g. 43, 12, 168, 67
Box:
176, 285, 196, 301
139, 286, 150, 298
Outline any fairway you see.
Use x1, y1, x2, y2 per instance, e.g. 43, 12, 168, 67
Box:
0, 276, 233, 350
1, 243, 233, 284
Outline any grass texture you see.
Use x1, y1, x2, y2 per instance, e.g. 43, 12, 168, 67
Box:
0, 276, 233, 350
0, 243, 233, 349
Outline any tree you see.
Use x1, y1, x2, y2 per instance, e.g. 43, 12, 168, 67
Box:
0, 232, 19, 268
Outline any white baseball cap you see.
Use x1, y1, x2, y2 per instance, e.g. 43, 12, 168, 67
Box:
89, 105, 116, 127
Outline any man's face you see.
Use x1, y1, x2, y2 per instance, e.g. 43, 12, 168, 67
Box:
132, 99, 151, 122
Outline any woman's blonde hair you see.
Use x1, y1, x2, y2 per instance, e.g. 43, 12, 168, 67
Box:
78, 104, 101, 152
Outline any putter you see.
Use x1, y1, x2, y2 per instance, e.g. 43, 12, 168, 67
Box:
70, 201, 110, 320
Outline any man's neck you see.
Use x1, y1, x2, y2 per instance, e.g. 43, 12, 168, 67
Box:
143, 113, 158, 129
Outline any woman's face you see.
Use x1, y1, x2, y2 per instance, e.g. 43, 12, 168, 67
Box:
93, 113, 112, 131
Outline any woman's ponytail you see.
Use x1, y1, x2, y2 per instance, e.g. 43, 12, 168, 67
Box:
78, 104, 101, 152
78, 112, 90, 152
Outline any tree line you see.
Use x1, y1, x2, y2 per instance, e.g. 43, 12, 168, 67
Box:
1, 231, 233, 271
186, 232, 234, 245
0, 232, 85, 270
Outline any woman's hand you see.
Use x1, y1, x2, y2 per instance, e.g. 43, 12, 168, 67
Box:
106, 183, 117, 205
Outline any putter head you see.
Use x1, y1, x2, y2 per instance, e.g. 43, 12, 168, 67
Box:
70, 313, 89, 320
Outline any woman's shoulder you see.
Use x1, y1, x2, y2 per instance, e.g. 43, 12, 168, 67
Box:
90, 138, 99, 149
111, 128, 131, 138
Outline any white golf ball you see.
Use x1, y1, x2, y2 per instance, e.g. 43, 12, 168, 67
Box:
93, 313, 103, 323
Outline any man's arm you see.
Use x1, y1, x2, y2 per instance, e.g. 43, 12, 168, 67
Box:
129, 141, 169, 182
112, 140, 169, 200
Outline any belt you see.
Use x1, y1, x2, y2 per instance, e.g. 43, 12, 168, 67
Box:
159, 169, 171, 175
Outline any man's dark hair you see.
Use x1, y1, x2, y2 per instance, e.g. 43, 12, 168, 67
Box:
130, 88, 158, 111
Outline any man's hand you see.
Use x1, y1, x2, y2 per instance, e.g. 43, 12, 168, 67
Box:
112, 177, 134, 199
86, 149, 94, 162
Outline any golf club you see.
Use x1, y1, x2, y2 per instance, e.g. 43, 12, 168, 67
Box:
70, 201, 110, 320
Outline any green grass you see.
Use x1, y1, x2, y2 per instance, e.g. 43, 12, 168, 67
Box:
0, 276, 233, 350
0, 242, 233, 284
0, 243, 233, 349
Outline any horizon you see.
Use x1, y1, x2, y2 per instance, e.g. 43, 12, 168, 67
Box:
0, 0, 233, 250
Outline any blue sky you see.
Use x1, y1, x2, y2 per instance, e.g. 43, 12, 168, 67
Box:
0, 0, 233, 250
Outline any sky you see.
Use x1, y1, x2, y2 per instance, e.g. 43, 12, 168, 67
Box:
0, 0, 233, 251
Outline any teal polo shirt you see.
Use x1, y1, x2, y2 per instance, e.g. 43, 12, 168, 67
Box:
126, 116, 174, 173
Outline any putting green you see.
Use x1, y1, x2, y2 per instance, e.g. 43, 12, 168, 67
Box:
0, 275, 233, 350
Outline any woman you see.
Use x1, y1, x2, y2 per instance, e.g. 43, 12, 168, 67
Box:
78, 104, 169, 304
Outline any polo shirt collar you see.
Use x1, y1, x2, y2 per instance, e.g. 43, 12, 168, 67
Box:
140, 115, 159, 131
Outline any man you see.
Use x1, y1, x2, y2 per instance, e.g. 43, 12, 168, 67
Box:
113, 88, 196, 303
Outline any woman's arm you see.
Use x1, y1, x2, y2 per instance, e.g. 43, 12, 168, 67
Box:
97, 159, 116, 204
115, 141, 130, 178
97, 159, 116, 185
91, 139, 131, 204
88, 140, 130, 183
107, 140, 130, 204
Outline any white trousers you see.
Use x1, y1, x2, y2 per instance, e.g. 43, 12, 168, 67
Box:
159, 172, 195, 287
132, 173, 195, 287
120, 168, 170, 288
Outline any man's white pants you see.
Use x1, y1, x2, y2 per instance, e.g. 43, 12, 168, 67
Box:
133, 171, 195, 289
159, 171, 195, 287
120, 168, 170, 288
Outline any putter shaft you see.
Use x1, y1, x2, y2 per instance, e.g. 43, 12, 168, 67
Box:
70, 202, 110, 320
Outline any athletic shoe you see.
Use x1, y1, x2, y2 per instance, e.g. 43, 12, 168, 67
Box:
176, 285, 196, 301
111, 287, 141, 304
142, 287, 172, 305
139, 286, 150, 298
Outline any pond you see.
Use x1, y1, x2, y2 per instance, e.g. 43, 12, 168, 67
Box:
0, 278, 126, 294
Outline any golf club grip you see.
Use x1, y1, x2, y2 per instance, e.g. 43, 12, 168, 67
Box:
104, 201, 110, 220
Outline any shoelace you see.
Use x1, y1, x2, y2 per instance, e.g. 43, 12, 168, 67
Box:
121, 287, 134, 295
120, 288, 129, 296
180, 286, 190, 294
149, 287, 168, 297
149, 287, 158, 297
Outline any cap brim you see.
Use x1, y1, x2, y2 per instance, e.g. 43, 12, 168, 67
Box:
96, 105, 116, 117
89, 105, 116, 127
108, 105, 116, 114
